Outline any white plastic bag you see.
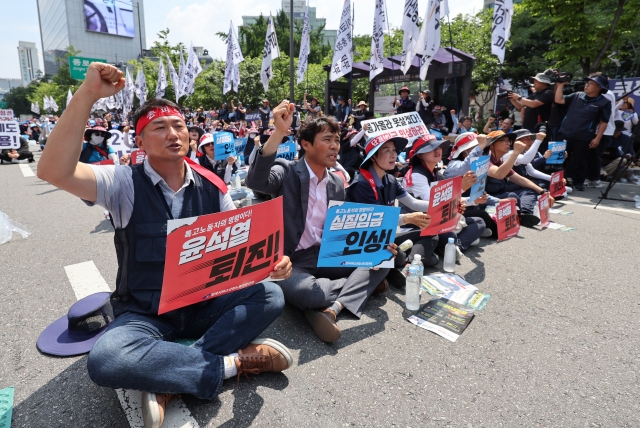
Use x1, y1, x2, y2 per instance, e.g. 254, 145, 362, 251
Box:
0, 210, 31, 245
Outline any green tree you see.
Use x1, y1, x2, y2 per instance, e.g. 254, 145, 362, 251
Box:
28, 82, 66, 114
4, 86, 33, 115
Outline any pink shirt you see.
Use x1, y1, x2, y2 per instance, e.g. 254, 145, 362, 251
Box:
296, 159, 329, 251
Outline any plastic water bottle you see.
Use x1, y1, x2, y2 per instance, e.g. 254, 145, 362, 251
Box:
234, 173, 242, 189
443, 237, 457, 273
635, 195, 640, 209
410, 254, 424, 278
406, 266, 421, 311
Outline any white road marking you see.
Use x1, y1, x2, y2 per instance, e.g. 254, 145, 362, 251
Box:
19, 164, 35, 177
561, 199, 640, 216
64, 261, 199, 428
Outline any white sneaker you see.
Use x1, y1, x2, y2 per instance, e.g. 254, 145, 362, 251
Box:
481, 228, 493, 238
470, 238, 480, 246
455, 246, 464, 261
585, 180, 603, 188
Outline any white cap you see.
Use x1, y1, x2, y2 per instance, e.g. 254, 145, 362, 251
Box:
413, 254, 421, 261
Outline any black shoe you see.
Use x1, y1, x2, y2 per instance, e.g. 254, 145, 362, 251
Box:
519, 213, 540, 228
386, 268, 407, 289
574, 184, 585, 191
28, 157, 35, 163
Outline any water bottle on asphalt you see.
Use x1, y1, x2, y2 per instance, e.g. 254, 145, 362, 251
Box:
410, 254, 424, 278
443, 237, 457, 273
634, 195, 640, 209
406, 266, 421, 311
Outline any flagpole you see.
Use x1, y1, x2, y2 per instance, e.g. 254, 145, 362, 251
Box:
383, 0, 397, 95
289, 0, 295, 102
348, 1, 354, 102
446, 15, 459, 115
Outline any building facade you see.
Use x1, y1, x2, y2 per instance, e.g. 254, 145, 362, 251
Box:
17, 42, 42, 86
242, 1, 337, 48
36, 0, 147, 76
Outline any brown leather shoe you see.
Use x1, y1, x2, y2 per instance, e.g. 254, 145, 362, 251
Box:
236, 338, 293, 379
141, 391, 176, 428
373, 278, 389, 294
304, 308, 341, 342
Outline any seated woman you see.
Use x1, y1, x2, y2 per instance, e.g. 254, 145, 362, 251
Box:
338, 127, 366, 182
79, 126, 119, 164
196, 133, 237, 183
402, 134, 487, 253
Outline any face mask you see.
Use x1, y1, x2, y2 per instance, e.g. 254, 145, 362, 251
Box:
90, 134, 105, 145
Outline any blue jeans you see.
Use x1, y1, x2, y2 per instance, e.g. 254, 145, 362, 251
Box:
87, 282, 284, 400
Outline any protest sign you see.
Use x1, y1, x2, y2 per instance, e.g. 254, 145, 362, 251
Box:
107, 129, 135, 159
245, 112, 260, 122
496, 198, 519, 241
158, 197, 284, 314
429, 129, 443, 140
130, 149, 146, 165
549, 171, 566, 198
362, 112, 429, 150
91, 159, 115, 165
537, 192, 550, 229
407, 298, 476, 342
214, 132, 235, 161
275, 141, 296, 161
317, 201, 399, 268
0, 121, 21, 150
468, 155, 490, 203
547, 141, 566, 165
234, 137, 248, 157
0, 110, 14, 121
420, 176, 462, 236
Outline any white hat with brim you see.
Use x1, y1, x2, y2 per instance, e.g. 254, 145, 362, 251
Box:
451, 132, 479, 159
198, 133, 214, 153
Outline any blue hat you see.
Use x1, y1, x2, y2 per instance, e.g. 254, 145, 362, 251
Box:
360, 135, 408, 167
585, 74, 609, 91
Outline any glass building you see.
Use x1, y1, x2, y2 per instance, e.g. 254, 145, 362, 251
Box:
36, 0, 147, 76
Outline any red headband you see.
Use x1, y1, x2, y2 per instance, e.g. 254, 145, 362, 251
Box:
135, 106, 184, 135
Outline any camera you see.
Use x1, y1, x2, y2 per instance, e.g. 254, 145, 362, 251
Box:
496, 90, 513, 99
543, 68, 573, 84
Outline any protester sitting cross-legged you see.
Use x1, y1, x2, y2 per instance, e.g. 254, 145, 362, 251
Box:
484, 130, 554, 227
36, 63, 294, 428
501, 129, 556, 190
0, 134, 35, 163
246, 106, 394, 343
195, 133, 237, 183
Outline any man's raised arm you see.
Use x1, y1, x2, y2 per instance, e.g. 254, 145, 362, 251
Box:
37, 63, 125, 202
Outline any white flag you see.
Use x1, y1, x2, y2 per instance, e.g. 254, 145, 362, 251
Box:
177, 48, 185, 99
401, 0, 421, 74
415, 0, 448, 81
491, 0, 513, 64
296, 4, 311, 84
370, 0, 388, 81
165, 54, 180, 103
106, 96, 116, 110
43, 95, 50, 111
49, 95, 59, 112
224, 21, 245, 94
135, 67, 148, 105
260, 14, 280, 92
156, 57, 167, 99
123, 68, 135, 119
186, 50, 203, 97
330, 0, 353, 81
31, 102, 40, 114
114, 90, 123, 111
67, 89, 73, 108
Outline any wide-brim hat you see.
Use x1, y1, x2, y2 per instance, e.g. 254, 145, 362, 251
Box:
585, 75, 609, 91
357, 101, 368, 107
486, 130, 516, 148
408, 134, 450, 160
361, 135, 409, 167
83, 126, 112, 141
531, 73, 553, 85
451, 132, 479, 159
198, 133, 214, 153
420, 89, 431, 95
512, 129, 536, 141
398, 86, 410, 94
37, 292, 113, 357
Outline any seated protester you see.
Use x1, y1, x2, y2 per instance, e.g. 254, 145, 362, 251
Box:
37, 65, 293, 428
338, 127, 366, 181
402, 135, 487, 255
453, 115, 477, 134
194, 133, 238, 183
431, 106, 449, 134
483, 116, 513, 134
246, 108, 394, 343
502, 129, 547, 190
602, 120, 635, 181
0, 134, 35, 163
485, 130, 554, 227
80, 126, 120, 164
345, 134, 437, 267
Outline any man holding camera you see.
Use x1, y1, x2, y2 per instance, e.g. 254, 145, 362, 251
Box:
554, 73, 612, 191
508, 73, 554, 133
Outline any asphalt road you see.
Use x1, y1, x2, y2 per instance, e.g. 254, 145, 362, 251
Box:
1, 149, 639, 427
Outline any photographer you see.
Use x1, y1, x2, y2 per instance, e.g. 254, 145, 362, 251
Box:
554, 73, 612, 191
508, 73, 554, 133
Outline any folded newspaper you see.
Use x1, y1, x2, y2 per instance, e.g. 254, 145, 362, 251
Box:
407, 298, 475, 342
420, 273, 491, 310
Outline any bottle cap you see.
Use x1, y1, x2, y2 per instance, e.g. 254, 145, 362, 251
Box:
413, 254, 421, 261
448, 237, 455, 244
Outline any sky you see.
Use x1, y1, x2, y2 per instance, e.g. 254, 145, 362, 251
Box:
1, 0, 484, 78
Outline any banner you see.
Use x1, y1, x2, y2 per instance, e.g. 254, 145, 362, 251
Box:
260, 15, 280, 92
361, 111, 429, 149
214, 132, 236, 161
547, 141, 566, 165
0, 121, 21, 150
468, 155, 490, 203
130, 149, 147, 165
0, 110, 14, 121
420, 176, 462, 236
415, 0, 448, 81
179, 43, 203, 100
245, 112, 260, 122
369, 0, 388, 81
224, 21, 244, 94
135, 67, 148, 105
491, 0, 513, 64
549, 171, 566, 198
538, 192, 550, 229
496, 198, 519, 241
234, 137, 248, 157
275, 141, 297, 161
165, 54, 180, 103
330, 0, 353, 82
156, 57, 167, 99
158, 197, 284, 314
401, 0, 421, 75
123, 68, 135, 119
66, 89, 73, 108
296, 5, 311, 84
317, 201, 400, 268
31, 102, 40, 115
177, 48, 185, 99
